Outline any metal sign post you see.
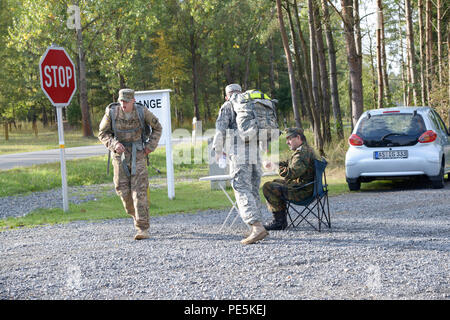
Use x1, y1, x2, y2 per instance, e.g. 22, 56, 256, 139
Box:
56, 107, 69, 211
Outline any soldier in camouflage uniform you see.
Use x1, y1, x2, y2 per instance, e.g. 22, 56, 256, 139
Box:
98, 89, 162, 240
212, 84, 268, 245
262, 128, 316, 230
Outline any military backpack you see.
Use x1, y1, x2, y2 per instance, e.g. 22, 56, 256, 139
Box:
230, 89, 279, 142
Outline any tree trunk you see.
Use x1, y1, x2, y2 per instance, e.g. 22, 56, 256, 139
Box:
376, 2, 384, 108
269, 35, 276, 98
76, 1, 93, 138
321, 0, 343, 140
118, 73, 125, 88
379, 0, 391, 105
313, 1, 331, 144
406, 34, 413, 106
397, 5, 407, 106
348, 73, 353, 132
286, 0, 312, 125
190, 16, 200, 120
405, 0, 418, 105
77, 34, 93, 137
243, 40, 252, 91
42, 105, 48, 127
425, 0, 433, 88
437, 0, 442, 84
367, 28, 379, 109
353, 0, 362, 71
448, 27, 450, 128
307, 0, 324, 154
275, 0, 302, 129
341, 0, 364, 127
293, 0, 316, 132
4, 121, 8, 141
418, 0, 427, 105
32, 108, 38, 138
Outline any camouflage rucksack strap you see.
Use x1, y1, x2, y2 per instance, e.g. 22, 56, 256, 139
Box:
108, 103, 145, 177
107, 102, 120, 175
109, 103, 118, 137
121, 141, 143, 177
135, 103, 151, 145
135, 104, 146, 135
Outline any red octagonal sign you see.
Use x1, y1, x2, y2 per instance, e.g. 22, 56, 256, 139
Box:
39, 46, 77, 107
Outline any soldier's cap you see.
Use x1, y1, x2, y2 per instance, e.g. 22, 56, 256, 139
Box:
225, 84, 242, 95
118, 89, 135, 102
284, 127, 303, 138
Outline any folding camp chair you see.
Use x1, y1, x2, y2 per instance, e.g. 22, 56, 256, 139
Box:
284, 158, 331, 231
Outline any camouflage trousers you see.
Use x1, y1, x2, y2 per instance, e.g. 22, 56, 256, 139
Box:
229, 152, 263, 225
112, 151, 149, 232
262, 179, 313, 213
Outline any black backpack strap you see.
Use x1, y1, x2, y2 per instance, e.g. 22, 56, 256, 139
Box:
105, 102, 119, 175
135, 102, 151, 144
108, 102, 120, 137
135, 102, 146, 131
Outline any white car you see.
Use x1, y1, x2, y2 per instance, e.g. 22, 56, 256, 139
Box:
345, 106, 450, 190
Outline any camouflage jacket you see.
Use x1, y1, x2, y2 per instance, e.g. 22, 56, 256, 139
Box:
98, 103, 162, 156
279, 144, 316, 189
212, 100, 238, 154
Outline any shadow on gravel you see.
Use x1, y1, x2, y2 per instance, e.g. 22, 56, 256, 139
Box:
358, 176, 450, 193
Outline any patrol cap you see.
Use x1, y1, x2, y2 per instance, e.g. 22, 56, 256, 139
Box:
225, 84, 242, 96
118, 88, 135, 102
284, 127, 303, 138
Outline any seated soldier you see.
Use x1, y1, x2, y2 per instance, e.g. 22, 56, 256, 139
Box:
262, 128, 317, 230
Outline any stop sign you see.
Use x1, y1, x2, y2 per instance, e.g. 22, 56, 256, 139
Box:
39, 46, 77, 107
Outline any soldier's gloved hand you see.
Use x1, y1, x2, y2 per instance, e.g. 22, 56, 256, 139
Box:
115, 142, 125, 154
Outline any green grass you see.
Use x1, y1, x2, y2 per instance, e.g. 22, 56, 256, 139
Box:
0, 181, 233, 230
0, 177, 352, 230
0, 144, 210, 197
1, 126, 356, 230
0, 123, 101, 155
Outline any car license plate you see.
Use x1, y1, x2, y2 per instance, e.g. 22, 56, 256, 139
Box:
374, 150, 408, 159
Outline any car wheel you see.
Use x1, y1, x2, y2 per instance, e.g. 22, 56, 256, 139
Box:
348, 180, 361, 191
430, 163, 445, 189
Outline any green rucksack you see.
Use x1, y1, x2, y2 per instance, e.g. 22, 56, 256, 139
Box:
230, 89, 279, 142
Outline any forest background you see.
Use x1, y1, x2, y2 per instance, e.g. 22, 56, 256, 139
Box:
0, 0, 448, 156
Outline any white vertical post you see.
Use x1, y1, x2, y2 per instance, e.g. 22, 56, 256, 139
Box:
56, 107, 69, 211
163, 91, 175, 199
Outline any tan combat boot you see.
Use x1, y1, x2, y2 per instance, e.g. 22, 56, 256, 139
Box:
134, 229, 150, 240
240, 222, 268, 245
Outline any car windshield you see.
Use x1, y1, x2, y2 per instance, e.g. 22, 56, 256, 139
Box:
356, 113, 426, 147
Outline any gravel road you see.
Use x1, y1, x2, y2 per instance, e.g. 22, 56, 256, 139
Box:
0, 181, 449, 300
